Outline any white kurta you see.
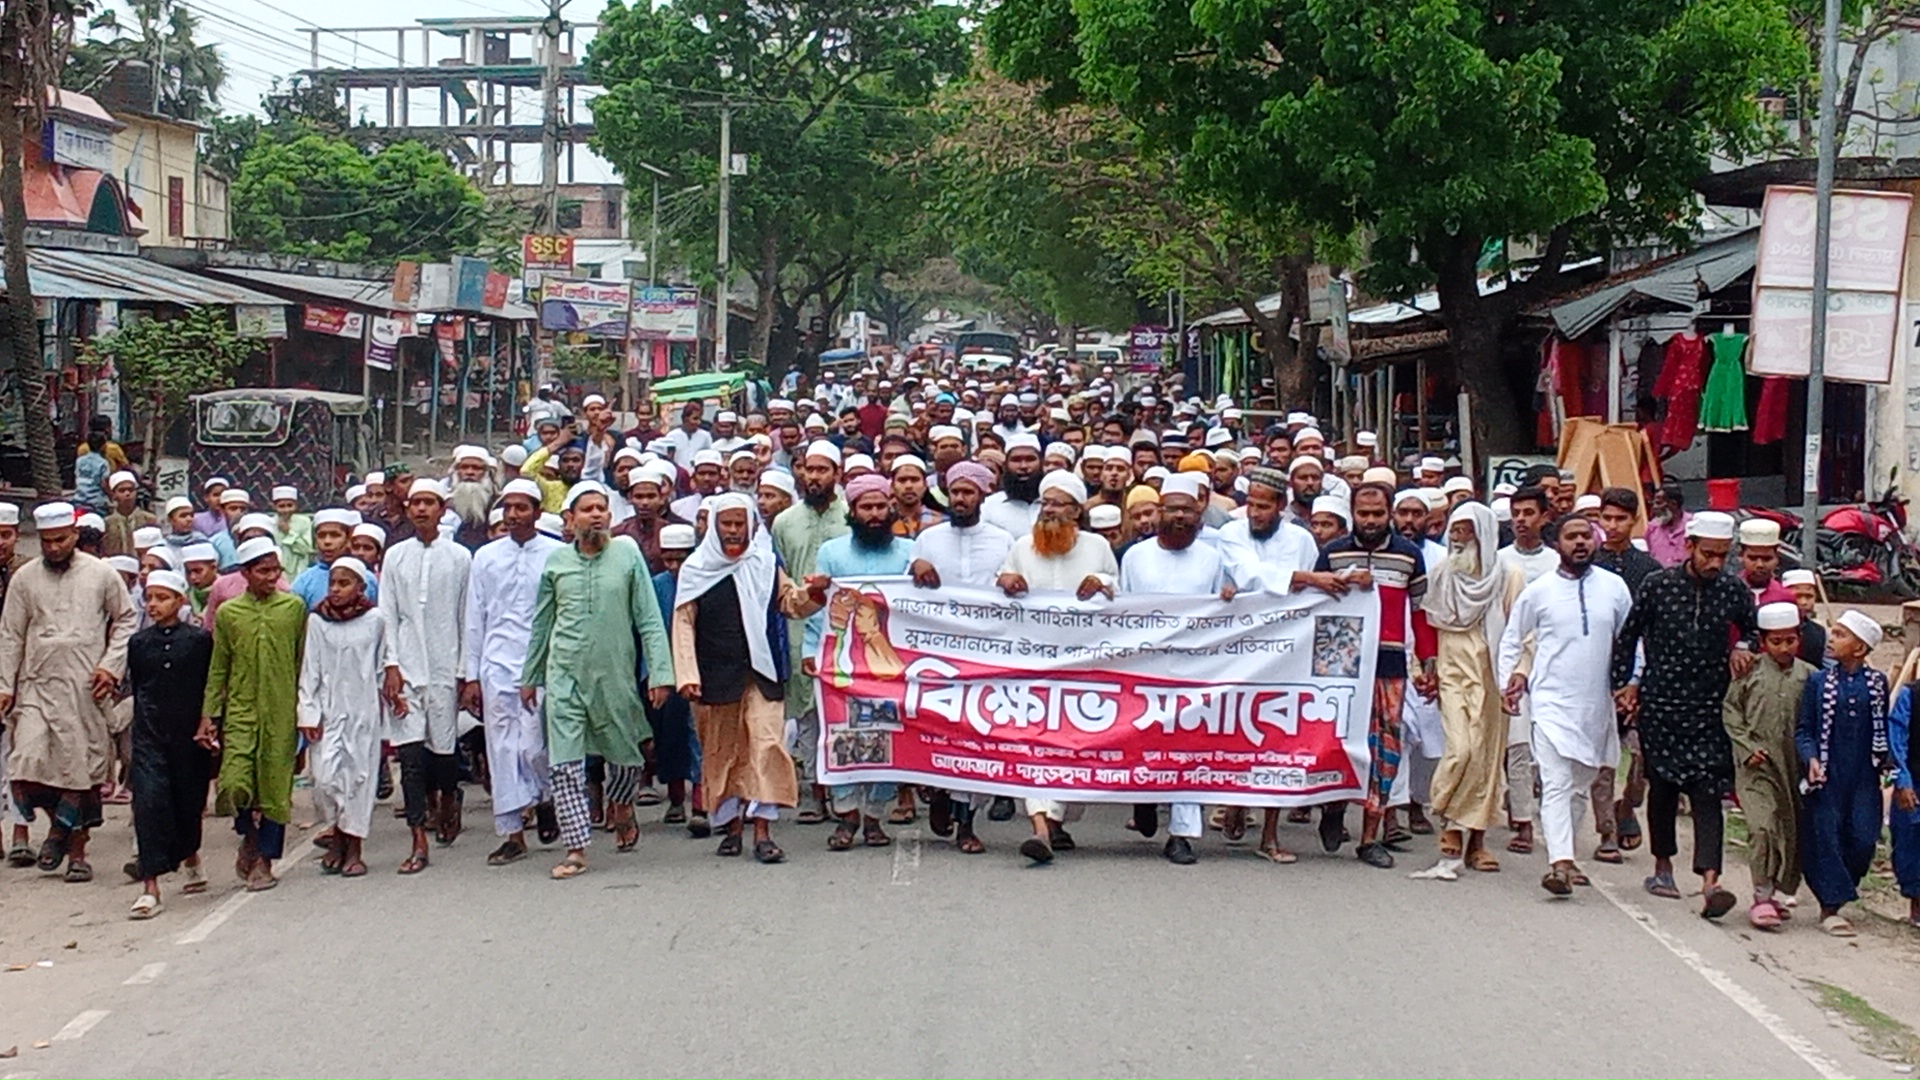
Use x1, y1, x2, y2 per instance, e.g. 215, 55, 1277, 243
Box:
1000, 532, 1117, 592
909, 520, 1016, 588
1495, 542, 1560, 746
464, 531, 563, 824
0, 555, 136, 790
1496, 566, 1633, 769
981, 493, 1040, 540
1118, 540, 1225, 595
300, 611, 387, 837
1217, 518, 1319, 593
379, 533, 472, 752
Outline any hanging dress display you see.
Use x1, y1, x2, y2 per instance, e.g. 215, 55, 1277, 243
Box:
1651, 331, 1706, 451
1697, 330, 1750, 433
1751, 377, 1791, 445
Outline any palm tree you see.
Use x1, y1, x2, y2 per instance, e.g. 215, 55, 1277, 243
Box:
65, 0, 224, 121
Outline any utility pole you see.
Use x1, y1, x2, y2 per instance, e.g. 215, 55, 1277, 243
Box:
714, 99, 732, 371
649, 174, 660, 287
1802, 0, 1840, 571
539, 0, 566, 230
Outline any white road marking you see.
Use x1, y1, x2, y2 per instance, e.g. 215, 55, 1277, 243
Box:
121, 963, 165, 986
50, 1011, 109, 1042
1592, 879, 1851, 1080
175, 836, 313, 946
890, 828, 921, 886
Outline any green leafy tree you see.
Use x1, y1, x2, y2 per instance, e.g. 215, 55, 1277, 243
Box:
63, 0, 224, 121
986, 0, 1804, 451
229, 133, 486, 262
588, 0, 969, 367
83, 307, 260, 468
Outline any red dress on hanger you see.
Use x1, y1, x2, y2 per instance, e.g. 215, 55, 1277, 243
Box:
1652, 332, 1706, 452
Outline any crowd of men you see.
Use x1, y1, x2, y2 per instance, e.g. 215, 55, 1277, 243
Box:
3, 359, 1919, 938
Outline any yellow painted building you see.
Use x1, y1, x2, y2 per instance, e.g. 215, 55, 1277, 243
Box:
110, 107, 227, 246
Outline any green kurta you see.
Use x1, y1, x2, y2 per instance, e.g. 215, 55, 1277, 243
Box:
1722, 654, 1812, 892
769, 497, 846, 718
274, 513, 315, 580
522, 540, 673, 766
205, 590, 307, 824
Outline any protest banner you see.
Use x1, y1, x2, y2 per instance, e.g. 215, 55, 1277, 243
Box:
813, 580, 1378, 806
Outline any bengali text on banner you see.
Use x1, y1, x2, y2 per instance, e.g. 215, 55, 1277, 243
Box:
812, 579, 1379, 806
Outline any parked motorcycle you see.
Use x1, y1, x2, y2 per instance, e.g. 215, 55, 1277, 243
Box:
1734, 487, 1920, 596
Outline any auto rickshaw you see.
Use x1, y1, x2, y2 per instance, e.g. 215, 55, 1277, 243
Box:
187, 388, 376, 503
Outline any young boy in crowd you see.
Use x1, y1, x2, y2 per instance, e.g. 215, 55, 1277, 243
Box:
647, 523, 708, 837
125, 571, 215, 919
1722, 602, 1811, 930
1796, 610, 1891, 938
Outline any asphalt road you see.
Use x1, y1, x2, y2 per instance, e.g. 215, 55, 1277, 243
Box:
2, 799, 1895, 1079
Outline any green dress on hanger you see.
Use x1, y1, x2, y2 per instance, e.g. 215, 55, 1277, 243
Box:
1698, 330, 1749, 432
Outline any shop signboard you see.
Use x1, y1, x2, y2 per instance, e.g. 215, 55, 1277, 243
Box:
234, 304, 287, 339
522, 235, 575, 290
302, 305, 364, 339
1750, 185, 1912, 384
540, 278, 631, 338
631, 286, 700, 341
1129, 324, 1169, 372
365, 315, 407, 372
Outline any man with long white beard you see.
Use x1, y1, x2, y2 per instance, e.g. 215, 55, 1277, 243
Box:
998, 470, 1117, 864
447, 446, 499, 551
809, 474, 913, 850
982, 433, 1045, 537
1120, 473, 1238, 865
771, 441, 849, 825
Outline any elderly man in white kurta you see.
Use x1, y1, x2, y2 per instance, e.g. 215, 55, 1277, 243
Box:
1497, 514, 1634, 897
0, 501, 136, 880
380, 478, 473, 873
463, 478, 563, 865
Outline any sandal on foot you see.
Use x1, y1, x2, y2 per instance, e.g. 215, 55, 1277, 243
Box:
1702, 888, 1737, 920
181, 864, 207, 893
129, 894, 162, 919
615, 821, 640, 853
1409, 816, 1435, 835
397, 853, 430, 875
716, 832, 744, 857
1748, 899, 1784, 930
64, 858, 93, 883
687, 812, 712, 839
340, 860, 368, 878
7, 843, 33, 868
1616, 809, 1643, 851
1019, 837, 1054, 864
36, 831, 69, 873
1820, 913, 1856, 937
753, 839, 786, 864
1383, 826, 1414, 847
535, 803, 561, 846
863, 822, 892, 847
1506, 833, 1534, 855
1287, 807, 1313, 824
1643, 873, 1681, 899
633, 787, 664, 807
550, 855, 589, 880
1593, 844, 1624, 864
1541, 866, 1574, 896
1467, 849, 1501, 873
887, 806, 916, 825
956, 829, 985, 855
663, 804, 688, 825
827, 821, 857, 851
486, 840, 528, 866
796, 806, 827, 826
1223, 809, 1249, 843
1258, 843, 1298, 865
928, 797, 954, 838
244, 869, 277, 892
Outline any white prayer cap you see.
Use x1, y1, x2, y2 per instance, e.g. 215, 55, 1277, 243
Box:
234, 536, 279, 565
535, 514, 565, 539
1238, 447, 1262, 462
768, 398, 795, 412
218, 488, 253, 507
1416, 456, 1445, 476
235, 513, 275, 537
31, 501, 74, 530
1005, 432, 1042, 453
1686, 510, 1736, 540
0, 505, 17, 527
692, 449, 726, 469
106, 554, 139, 576
1037, 470, 1088, 504
452, 445, 490, 466
928, 425, 964, 444
1356, 431, 1377, 448
1443, 476, 1475, 496
501, 445, 529, 468
1420, 488, 1449, 511
107, 469, 137, 491
1287, 455, 1323, 475
582, 393, 609, 409
144, 569, 188, 598
76, 512, 106, 532
748, 433, 773, 448
1835, 609, 1884, 650
1361, 466, 1398, 487
1333, 454, 1368, 473
1222, 408, 1243, 420
181, 543, 219, 564
1574, 493, 1602, 512
146, 544, 180, 571
314, 508, 360, 530
1088, 504, 1122, 529
271, 485, 298, 503
613, 447, 645, 468
1215, 393, 1234, 409
132, 526, 164, 551
365, 471, 386, 486
1492, 482, 1518, 497
627, 465, 673, 492
488, 478, 540, 508
1286, 412, 1309, 426
332, 555, 376, 588
1159, 472, 1208, 502
488, 507, 505, 527
352, 523, 386, 546
659, 523, 697, 550
1757, 602, 1801, 632
345, 484, 369, 503
804, 440, 843, 466
709, 410, 731, 425
728, 448, 758, 466
202, 476, 230, 490
758, 470, 797, 500
803, 415, 830, 431
564, 481, 611, 511
843, 453, 876, 475
1294, 427, 1325, 445
1394, 488, 1426, 508
407, 478, 447, 502
1312, 495, 1352, 527
162, 495, 192, 517
1044, 442, 1076, 463
1492, 497, 1513, 522
1143, 466, 1171, 484
1738, 518, 1782, 548
1782, 568, 1817, 588
1204, 427, 1234, 449
891, 454, 928, 476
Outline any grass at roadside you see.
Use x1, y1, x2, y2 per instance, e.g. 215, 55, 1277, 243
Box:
1806, 979, 1920, 1067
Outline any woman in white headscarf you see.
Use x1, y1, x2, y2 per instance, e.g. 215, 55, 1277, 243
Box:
669, 492, 826, 864
1413, 501, 1525, 879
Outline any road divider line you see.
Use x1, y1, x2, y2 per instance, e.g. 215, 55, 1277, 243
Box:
891, 828, 921, 886
122, 962, 165, 986
51, 1010, 109, 1042
175, 836, 313, 945
1592, 879, 1850, 1080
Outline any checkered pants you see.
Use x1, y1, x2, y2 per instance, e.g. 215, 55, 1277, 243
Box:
550, 759, 644, 850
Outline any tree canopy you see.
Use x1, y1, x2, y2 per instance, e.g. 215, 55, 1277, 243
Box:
229, 134, 487, 263
63, 0, 225, 122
